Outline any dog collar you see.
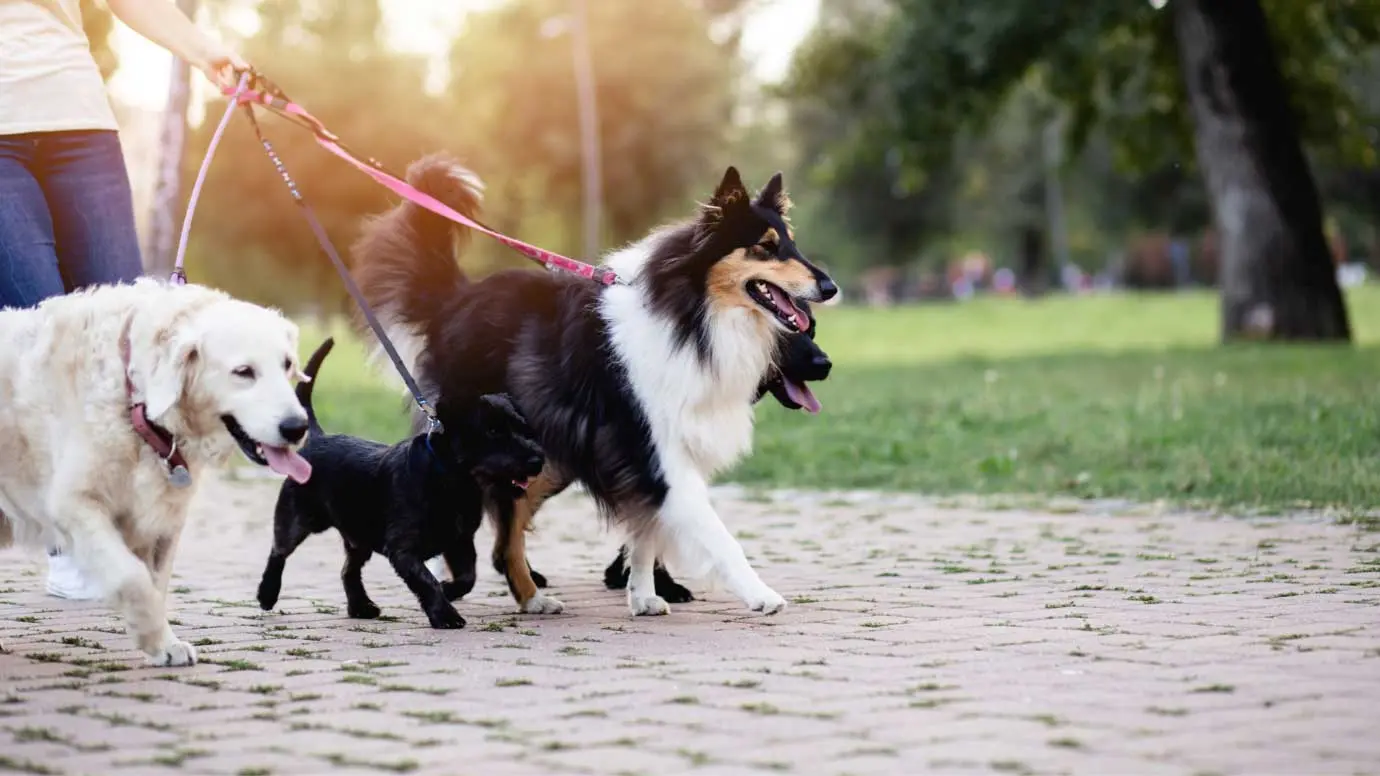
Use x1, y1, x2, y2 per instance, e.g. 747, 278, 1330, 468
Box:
119, 318, 192, 488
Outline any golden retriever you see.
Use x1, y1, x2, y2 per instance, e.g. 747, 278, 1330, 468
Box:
0, 279, 311, 666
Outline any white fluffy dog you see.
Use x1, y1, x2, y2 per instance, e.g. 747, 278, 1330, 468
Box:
0, 279, 312, 666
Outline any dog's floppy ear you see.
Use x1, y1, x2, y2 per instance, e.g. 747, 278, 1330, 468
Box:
142, 329, 199, 422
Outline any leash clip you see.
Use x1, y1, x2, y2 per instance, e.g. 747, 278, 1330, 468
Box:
420, 401, 444, 438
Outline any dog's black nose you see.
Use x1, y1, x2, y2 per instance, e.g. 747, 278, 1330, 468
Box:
279, 416, 309, 444
817, 277, 838, 301
526, 455, 544, 472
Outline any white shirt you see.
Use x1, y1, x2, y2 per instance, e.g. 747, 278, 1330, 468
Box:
0, 0, 119, 134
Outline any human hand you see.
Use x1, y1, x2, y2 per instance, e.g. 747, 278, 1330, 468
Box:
192, 39, 249, 92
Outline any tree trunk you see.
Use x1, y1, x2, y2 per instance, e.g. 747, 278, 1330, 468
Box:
1017, 225, 1046, 298
1172, 0, 1350, 341
142, 0, 198, 276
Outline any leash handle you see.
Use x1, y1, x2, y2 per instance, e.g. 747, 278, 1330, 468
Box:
171, 71, 251, 286
240, 106, 442, 433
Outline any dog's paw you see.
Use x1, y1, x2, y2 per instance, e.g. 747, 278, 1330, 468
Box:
348, 601, 382, 620
427, 607, 466, 630
519, 593, 564, 615
746, 588, 787, 616
659, 581, 695, 604
147, 639, 197, 667
629, 593, 671, 617
256, 583, 279, 611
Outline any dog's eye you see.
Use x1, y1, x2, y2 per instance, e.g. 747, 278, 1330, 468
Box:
283, 357, 292, 373
758, 241, 778, 255
232, 365, 256, 380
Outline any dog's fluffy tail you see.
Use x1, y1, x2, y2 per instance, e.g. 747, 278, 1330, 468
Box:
350, 153, 485, 384
297, 337, 335, 433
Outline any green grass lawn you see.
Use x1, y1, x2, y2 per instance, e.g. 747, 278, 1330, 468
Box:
299, 286, 1380, 511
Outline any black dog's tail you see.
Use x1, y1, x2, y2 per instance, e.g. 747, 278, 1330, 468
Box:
350, 153, 485, 382
297, 337, 335, 433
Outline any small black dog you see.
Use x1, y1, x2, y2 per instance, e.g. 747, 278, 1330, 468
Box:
541, 300, 831, 603
256, 337, 545, 629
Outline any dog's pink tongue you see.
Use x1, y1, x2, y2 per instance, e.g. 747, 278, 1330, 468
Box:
783, 379, 822, 414
263, 446, 312, 484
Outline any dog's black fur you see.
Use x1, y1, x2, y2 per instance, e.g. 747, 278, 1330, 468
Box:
353, 155, 835, 613
255, 337, 545, 629
596, 299, 832, 602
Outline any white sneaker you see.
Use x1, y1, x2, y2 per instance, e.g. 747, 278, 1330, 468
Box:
46, 552, 103, 601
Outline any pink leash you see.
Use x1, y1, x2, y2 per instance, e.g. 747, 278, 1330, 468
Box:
227, 80, 622, 286
169, 72, 250, 286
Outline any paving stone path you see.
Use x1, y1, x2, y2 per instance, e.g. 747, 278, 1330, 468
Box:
2, 472, 1378, 776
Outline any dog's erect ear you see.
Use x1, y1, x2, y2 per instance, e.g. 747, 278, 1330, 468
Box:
143, 331, 199, 422
710, 166, 748, 209
754, 172, 791, 214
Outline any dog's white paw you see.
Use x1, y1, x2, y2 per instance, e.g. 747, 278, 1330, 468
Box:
629, 592, 671, 616
745, 588, 787, 616
519, 593, 564, 615
147, 639, 197, 667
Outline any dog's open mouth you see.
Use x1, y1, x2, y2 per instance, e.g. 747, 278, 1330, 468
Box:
781, 378, 822, 414
766, 369, 823, 415
221, 415, 312, 484
746, 280, 807, 332
512, 478, 530, 491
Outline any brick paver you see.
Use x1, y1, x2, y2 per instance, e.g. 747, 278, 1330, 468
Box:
2, 472, 1378, 775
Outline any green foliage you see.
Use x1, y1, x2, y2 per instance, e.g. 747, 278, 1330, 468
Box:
777, 0, 950, 274
781, 0, 1380, 276
883, 0, 1380, 176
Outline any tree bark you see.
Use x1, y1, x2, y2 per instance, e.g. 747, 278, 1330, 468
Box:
1172, 0, 1350, 341
142, 0, 198, 276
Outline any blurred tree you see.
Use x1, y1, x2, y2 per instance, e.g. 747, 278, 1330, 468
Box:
447, 0, 739, 262
182, 0, 455, 313
1317, 51, 1380, 268
145, 0, 198, 277
878, 0, 1378, 341
777, 0, 954, 280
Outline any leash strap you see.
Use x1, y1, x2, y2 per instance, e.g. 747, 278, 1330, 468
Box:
240, 105, 442, 434
171, 72, 250, 286
226, 75, 622, 286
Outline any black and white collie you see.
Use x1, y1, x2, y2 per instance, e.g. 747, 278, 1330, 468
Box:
351, 154, 837, 616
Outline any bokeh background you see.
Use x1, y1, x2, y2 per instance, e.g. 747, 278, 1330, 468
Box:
90, 0, 1380, 515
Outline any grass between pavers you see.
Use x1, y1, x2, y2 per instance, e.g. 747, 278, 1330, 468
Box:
289, 286, 1380, 512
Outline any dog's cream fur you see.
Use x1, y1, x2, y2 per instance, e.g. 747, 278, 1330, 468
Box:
0, 279, 308, 666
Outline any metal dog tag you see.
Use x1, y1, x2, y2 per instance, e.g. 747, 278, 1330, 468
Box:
167, 464, 192, 489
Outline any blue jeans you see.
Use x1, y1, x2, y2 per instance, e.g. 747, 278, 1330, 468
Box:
0, 130, 144, 308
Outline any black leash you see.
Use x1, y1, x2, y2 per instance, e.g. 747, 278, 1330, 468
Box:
240, 104, 442, 435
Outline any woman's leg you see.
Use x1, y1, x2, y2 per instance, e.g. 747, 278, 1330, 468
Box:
25, 130, 144, 600
0, 135, 67, 307
33, 130, 144, 291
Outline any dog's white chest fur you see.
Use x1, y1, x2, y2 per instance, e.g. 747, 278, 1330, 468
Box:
600, 287, 769, 479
